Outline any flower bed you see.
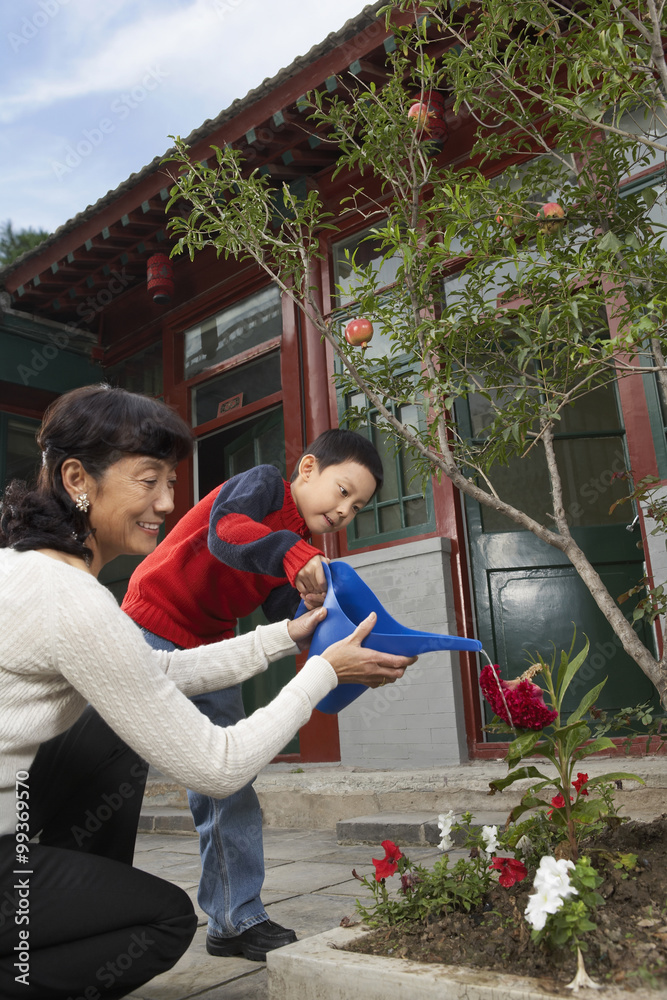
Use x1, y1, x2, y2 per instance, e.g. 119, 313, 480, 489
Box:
345, 816, 667, 992
341, 638, 667, 992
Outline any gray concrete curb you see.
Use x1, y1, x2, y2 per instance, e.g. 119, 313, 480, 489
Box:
336, 810, 510, 845
141, 758, 667, 833
266, 924, 652, 1000
252, 758, 667, 828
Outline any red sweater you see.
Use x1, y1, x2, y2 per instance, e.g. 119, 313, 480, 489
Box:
121, 465, 323, 649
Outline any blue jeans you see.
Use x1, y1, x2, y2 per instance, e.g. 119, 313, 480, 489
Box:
141, 629, 268, 937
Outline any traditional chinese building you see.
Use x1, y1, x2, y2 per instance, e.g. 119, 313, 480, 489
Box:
1, 1, 664, 764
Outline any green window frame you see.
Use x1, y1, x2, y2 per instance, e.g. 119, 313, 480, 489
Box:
331, 226, 434, 547
339, 388, 435, 547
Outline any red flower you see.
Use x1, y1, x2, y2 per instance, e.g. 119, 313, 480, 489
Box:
573, 772, 589, 796
479, 664, 557, 730
372, 840, 403, 881
489, 856, 528, 888
547, 793, 572, 818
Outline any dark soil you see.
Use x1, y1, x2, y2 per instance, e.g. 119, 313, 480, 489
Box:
344, 817, 667, 993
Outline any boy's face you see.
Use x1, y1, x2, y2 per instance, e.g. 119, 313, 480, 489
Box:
293, 456, 377, 534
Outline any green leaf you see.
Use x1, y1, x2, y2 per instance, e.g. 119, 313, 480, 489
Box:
567, 678, 607, 726
598, 231, 623, 253
569, 797, 609, 823
508, 796, 552, 823
506, 730, 541, 767
562, 722, 591, 763
585, 771, 645, 787
643, 187, 658, 210
489, 765, 551, 793
555, 639, 590, 708
538, 305, 550, 336
572, 736, 616, 760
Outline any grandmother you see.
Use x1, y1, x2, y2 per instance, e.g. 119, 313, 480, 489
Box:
0, 384, 412, 1000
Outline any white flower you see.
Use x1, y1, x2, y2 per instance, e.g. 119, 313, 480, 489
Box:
481, 825, 499, 855
437, 810, 455, 852
524, 882, 565, 931
534, 856, 577, 899
525, 855, 578, 933
437, 810, 455, 836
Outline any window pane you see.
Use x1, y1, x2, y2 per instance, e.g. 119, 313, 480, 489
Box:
373, 435, 399, 504
379, 503, 402, 534
481, 447, 551, 532
332, 226, 400, 362
106, 342, 163, 396
480, 436, 630, 532
193, 351, 281, 426
332, 228, 400, 307
196, 408, 285, 500
558, 383, 622, 434
184, 285, 282, 379
556, 437, 629, 527
353, 508, 377, 539
405, 495, 428, 526
344, 392, 431, 543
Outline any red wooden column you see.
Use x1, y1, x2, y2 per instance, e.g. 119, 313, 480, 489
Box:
301, 256, 341, 562
292, 258, 341, 761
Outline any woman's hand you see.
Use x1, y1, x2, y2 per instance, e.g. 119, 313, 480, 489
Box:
287, 607, 327, 652
321, 612, 416, 688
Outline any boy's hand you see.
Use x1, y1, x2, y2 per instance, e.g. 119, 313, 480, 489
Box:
295, 555, 330, 609
287, 606, 327, 651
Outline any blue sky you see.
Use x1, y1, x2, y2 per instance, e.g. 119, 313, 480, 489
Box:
0, 0, 372, 236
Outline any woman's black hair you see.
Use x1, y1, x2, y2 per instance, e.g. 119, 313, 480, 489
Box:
0, 383, 194, 561
290, 428, 384, 493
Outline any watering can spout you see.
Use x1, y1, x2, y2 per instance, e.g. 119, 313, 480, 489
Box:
295, 561, 482, 714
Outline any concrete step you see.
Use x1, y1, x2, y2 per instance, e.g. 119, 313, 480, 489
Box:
138, 806, 195, 835
336, 810, 510, 846
140, 757, 667, 835
142, 772, 189, 810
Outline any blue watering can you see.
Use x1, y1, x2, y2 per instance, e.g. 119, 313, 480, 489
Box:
296, 561, 482, 714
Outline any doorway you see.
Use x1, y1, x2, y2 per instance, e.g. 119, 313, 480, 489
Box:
195, 406, 299, 754
460, 381, 659, 738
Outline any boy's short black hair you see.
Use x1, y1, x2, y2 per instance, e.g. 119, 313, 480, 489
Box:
291, 429, 383, 493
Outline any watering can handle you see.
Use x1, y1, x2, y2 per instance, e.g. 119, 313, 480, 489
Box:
294, 559, 333, 618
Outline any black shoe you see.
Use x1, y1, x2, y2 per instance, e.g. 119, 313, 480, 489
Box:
206, 919, 298, 962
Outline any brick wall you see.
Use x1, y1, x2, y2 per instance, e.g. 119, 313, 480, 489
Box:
336, 537, 471, 767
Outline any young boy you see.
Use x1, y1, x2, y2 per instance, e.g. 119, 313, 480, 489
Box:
121, 429, 382, 961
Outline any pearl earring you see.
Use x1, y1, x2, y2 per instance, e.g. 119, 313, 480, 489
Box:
75, 493, 90, 513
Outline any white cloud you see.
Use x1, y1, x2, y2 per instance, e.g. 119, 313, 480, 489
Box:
0, 0, 369, 123
0, 0, 374, 231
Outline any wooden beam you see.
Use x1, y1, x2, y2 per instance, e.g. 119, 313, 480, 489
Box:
348, 58, 389, 84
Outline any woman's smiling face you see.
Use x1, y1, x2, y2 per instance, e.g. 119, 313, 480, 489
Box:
85, 455, 178, 568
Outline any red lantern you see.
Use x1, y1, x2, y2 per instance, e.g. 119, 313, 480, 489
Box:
147, 253, 174, 304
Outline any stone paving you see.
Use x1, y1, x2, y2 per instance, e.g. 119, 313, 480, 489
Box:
126, 827, 442, 1000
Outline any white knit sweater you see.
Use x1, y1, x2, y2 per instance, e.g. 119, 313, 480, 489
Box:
0, 548, 337, 836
